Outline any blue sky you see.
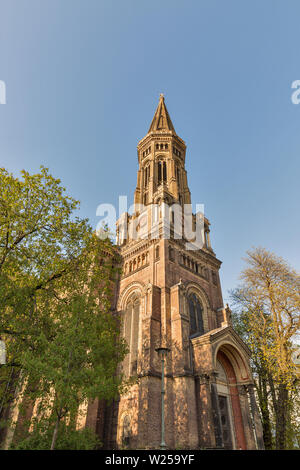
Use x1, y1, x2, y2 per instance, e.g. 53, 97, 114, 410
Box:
0, 0, 299, 302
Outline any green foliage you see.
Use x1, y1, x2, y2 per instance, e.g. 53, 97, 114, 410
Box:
10, 421, 101, 450
0, 166, 93, 373
0, 166, 127, 449
231, 247, 300, 449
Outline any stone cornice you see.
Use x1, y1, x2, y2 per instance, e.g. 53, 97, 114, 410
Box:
170, 238, 222, 268
137, 132, 186, 149
120, 239, 153, 257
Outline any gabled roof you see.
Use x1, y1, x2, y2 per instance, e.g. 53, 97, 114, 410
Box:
191, 325, 252, 358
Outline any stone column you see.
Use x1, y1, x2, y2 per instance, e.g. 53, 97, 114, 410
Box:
195, 374, 216, 449
210, 373, 223, 449
134, 169, 142, 207
168, 159, 177, 198
237, 384, 255, 450
149, 158, 155, 201
247, 384, 265, 450
206, 230, 212, 249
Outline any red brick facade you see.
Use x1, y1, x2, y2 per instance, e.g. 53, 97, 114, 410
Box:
3, 96, 264, 450
101, 96, 265, 449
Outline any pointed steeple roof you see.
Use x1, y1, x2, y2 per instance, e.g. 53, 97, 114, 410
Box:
148, 94, 176, 134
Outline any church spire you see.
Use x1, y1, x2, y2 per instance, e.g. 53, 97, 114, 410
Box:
134, 95, 190, 209
148, 94, 176, 134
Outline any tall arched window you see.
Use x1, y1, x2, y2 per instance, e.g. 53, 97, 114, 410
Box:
163, 161, 167, 182
157, 160, 167, 185
188, 293, 204, 336
169, 246, 174, 261
158, 161, 162, 184
176, 165, 180, 185
123, 293, 140, 377
144, 165, 150, 187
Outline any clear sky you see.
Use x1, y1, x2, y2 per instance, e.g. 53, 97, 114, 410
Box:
0, 0, 299, 302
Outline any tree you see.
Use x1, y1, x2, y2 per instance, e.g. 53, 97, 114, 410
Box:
231, 302, 275, 448
231, 247, 300, 449
10, 420, 102, 450
0, 167, 127, 449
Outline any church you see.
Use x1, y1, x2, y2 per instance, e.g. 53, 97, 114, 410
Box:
89, 95, 265, 450
3, 95, 265, 450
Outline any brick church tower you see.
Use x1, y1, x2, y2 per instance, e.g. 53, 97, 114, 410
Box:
108, 95, 264, 450
1, 95, 265, 451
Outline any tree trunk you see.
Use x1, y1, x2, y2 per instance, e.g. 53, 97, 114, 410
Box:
258, 376, 273, 449
0, 367, 21, 446
269, 373, 289, 450
275, 383, 289, 449
50, 416, 61, 450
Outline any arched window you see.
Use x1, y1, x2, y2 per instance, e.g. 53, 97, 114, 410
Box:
158, 161, 162, 184
175, 165, 180, 186
123, 293, 141, 377
157, 160, 167, 185
188, 293, 204, 336
144, 165, 150, 187
123, 294, 140, 377
163, 161, 167, 182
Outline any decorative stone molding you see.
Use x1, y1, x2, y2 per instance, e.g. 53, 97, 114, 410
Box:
196, 373, 211, 385
117, 281, 145, 311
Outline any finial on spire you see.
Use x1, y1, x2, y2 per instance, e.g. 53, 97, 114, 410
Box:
160, 93, 164, 99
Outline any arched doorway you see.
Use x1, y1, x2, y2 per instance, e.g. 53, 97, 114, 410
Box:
216, 358, 235, 449
216, 348, 248, 450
